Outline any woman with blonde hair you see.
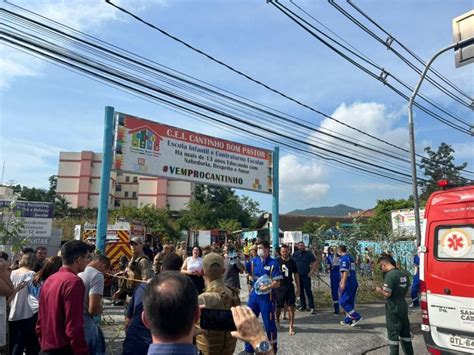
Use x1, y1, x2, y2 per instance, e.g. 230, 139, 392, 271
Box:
9, 252, 40, 355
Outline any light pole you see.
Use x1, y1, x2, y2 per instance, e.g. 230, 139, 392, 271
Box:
409, 34, 474, 247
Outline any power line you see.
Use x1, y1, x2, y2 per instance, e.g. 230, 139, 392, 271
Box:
271, 1, 472, 133
6, 0, 461, 174
2, 3, 472, 177
1, 27, 422, 185
345, 0, 473, 106
328, 0, 473, 111
101, 0, 458, 151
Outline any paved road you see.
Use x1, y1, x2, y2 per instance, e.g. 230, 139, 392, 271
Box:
102, 274, 428, 354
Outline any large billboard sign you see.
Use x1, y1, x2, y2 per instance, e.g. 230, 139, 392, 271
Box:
0, 200, 53, 245
113, 113, 273, 193
391, 208, 426, 237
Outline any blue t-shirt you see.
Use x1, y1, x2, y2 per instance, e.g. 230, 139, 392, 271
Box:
340, 254, 358, 287
123, 284, 152, 355
147, 343, 198, 355
292, 250, 316, 276
246, 256, 283, 290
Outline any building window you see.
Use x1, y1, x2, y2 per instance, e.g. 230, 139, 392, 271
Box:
116, 184, 122, 192
114, 200, 121, 207
132, 191, 137, 198
125, 191, 129, 197
125, 176, 130, 182
133, 176, 138, 183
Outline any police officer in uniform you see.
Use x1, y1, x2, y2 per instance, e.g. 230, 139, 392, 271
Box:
245, 240, 283, 354
376, 256, 414, 355
113, 237, 153, 301
338, 245, 363, 326
325, 246, 340, 315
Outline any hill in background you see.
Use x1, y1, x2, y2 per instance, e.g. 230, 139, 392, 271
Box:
286, 204, 360, 217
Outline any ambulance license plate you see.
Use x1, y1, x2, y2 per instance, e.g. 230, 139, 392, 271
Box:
449, 334, 474, 350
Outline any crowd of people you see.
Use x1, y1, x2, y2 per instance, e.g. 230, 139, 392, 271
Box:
0, 236, 416, 355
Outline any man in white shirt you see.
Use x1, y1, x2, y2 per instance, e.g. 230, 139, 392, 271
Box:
79, 254, 110, 355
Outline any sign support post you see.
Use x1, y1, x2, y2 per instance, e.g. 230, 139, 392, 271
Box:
97, 106, 115, 253
272, 147, 279, 254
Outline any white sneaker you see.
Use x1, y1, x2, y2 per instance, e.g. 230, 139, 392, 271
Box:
351, 317, 363, 327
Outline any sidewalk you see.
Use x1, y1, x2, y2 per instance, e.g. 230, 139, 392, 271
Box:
233, 302, 427, 354
101, 274, 428, 354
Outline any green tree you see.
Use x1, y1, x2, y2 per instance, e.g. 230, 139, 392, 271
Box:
0, 197, 27, 253
110, 205, 179, 239
46, 175, 58, 202
419, 143, 467, 201
54, 195, 70, 219
179, 185, 260, 230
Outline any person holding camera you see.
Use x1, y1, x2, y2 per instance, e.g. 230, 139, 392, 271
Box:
142, 271, 274, 355
223, 245, 245, 292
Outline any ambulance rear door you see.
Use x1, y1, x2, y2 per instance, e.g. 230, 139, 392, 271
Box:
424, 203, 474, 353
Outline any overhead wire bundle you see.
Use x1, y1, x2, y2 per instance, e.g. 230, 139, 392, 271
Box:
268, 0, 473, 135
0, 1, 471, 186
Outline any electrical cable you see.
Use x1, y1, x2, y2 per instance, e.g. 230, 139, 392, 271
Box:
1, 29, 423, 184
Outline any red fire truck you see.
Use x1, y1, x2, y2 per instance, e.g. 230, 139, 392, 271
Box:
420, 184, 474, 354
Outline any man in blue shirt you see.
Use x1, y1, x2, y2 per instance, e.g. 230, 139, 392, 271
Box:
325, 246, 341, 315
245, 240, 283, 354
338, 245, 363, 326
124, 253, 183, 355
292, 241, 318, 314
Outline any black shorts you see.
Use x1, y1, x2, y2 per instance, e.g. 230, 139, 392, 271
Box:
275, 285, 296, 308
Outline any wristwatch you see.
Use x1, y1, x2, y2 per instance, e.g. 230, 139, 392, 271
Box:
254, 340, 271, 354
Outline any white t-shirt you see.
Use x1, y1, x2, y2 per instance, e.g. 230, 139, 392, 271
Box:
186, 257, 203, 273
9, 270, 36, 321
78, 266, 104, 315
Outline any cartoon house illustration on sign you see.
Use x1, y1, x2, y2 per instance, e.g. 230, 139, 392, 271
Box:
393, 213, 405, 227
129, 125, 163, 152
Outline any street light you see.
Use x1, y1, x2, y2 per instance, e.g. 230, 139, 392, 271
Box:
409, 10, 474, 247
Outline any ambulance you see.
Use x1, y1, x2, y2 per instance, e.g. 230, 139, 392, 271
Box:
419, 183, 474, 354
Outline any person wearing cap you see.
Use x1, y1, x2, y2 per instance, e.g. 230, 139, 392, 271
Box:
113, 237, 152, 301
244, 240, 283, 354
196, 253, 240, 355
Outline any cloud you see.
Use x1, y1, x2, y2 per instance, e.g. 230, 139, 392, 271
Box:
279, 154, 330, 209
321, 101, 408, 150
0, 0, 163, 88
0, 137, 64, 188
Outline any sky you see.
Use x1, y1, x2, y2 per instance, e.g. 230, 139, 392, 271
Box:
0, 0, 473, 213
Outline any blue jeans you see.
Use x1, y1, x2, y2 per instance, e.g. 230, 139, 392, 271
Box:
83, 314, 106, 355
298, 275, 314, 310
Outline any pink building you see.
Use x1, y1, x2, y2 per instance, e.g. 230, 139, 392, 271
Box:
56, 151, 193, 210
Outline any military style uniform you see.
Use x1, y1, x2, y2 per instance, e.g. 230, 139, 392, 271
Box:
122, 256, 153, 295
383, 268, 414, 355
196, 279, 241, 355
